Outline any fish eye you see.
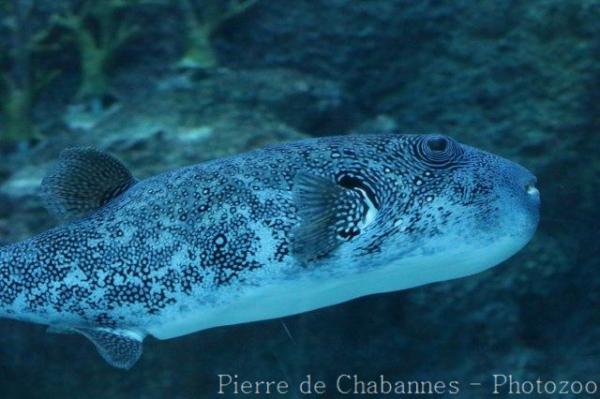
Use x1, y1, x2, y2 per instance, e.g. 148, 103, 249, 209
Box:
414, 134, 463, 168
426, 136, 448, 152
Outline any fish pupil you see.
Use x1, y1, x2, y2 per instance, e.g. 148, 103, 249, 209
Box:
427, 137, 448, 152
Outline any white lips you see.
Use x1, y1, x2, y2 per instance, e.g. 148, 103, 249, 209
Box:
526, 184, 539, 196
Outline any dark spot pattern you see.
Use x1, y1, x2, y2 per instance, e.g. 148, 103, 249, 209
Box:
0, 134, 510, 330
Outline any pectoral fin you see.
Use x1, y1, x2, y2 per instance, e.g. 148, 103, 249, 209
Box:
75, 327, 144, 369
291, 173, 372, 263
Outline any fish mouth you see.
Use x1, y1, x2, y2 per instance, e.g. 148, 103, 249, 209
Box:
524, 177, 540, 223
494, 163, 540, 245
526, 184, 539, 196
524, 177, 539, 197
509, 163, 540, 218
517, 179, 541, 242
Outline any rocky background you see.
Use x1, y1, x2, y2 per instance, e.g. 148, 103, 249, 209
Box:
0, 0, 598, 398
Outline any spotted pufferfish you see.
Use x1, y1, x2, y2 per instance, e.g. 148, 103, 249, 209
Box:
0, 134, 540, 368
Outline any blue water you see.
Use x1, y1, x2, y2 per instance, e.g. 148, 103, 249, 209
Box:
0, 0, 598, 398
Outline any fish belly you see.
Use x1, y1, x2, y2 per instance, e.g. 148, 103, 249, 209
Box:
147, 235, 521, 340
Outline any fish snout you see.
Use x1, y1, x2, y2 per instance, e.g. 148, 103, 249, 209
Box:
523, 175, 540, 201
525, 178, 538, 195
505, 165, 540, 237
518, 169, 540, 205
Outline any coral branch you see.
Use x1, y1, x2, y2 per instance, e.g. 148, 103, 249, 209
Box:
0, 0, 56, 143
178, 0, 259, 69
52, 0, 143, 101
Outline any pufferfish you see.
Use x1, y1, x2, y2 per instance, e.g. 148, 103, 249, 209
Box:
0, 134, 540, 368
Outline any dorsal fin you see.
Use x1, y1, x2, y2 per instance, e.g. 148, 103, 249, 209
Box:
291, 173, 373, 264
40, 147, 136, 220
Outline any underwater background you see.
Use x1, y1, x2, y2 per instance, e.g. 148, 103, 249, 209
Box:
0, 0, 598, 398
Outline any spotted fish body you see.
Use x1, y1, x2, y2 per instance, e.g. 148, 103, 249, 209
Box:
0, 134, 540, 368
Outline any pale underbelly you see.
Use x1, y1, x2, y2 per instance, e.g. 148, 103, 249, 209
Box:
147, 235, 522, 340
